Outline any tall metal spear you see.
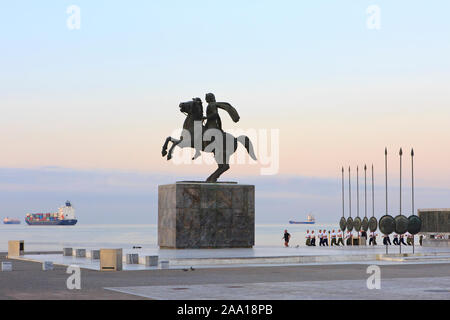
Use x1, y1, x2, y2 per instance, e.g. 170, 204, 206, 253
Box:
411, 149, 415, 254
365, 165, 367, 219
361, 164, 369, 235
357, 166, 359, 220
385, 148, 388, 218
340, 166, 346, 232
372, 164, 375, 219
346, 166, 354, 239
342, 167, 345, 219
349, 166, 351, 219
369, 164, 377, 245
384, 148, 389, 254
399, 148, 403, 254
407, 148, 421, 250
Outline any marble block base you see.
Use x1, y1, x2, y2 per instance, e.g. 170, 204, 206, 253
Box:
158, 182, 255, 249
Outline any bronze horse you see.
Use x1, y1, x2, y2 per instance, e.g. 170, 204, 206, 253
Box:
162, 98, 257, 182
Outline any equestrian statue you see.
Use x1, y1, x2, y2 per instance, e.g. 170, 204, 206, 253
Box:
161, 93, 257, 182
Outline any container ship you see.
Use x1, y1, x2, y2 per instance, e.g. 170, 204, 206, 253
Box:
3, 217, 21, 224
25, 201, 77, 226
289, 214, 315, 225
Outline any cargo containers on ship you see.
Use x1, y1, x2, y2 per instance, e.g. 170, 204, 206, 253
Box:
25, 201, 77, 226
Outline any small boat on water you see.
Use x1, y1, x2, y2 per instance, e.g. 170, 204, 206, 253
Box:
3, 217, 21, 224
289, 214, 315, 225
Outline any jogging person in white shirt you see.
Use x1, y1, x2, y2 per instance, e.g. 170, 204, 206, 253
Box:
337, 229, 344, 246
305, 230, 311, 246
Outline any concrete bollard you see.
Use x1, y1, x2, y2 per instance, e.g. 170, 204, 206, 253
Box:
100, 249, 122, 271
91, 250, 100, 260
75, 249, 86, 258
63, 248, 73, 256
42, 261, 54, 271
159, 260, 169, 269
8, 240, 24, 257
145, 256, 159, 267
1, 262, 13, 272
126, 253, 139, 264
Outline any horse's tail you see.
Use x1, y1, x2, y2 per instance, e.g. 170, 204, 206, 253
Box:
237, 135, 257, 160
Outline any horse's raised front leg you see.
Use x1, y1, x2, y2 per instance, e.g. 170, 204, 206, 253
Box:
167, 137, 182, 160
162, 137, 173, 157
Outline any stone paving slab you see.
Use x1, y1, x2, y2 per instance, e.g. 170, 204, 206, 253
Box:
106, 276, 450, 300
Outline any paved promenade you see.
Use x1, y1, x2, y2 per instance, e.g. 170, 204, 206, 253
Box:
1, 254, 449, 300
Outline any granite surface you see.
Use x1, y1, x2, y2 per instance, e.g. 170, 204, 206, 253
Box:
158, 183, 255, 248
418, 209, 450, 233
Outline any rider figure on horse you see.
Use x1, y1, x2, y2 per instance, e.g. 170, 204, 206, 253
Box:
204, 93, 223, 132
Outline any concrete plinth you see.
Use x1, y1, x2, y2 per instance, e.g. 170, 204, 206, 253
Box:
75, 249, 86, 258
423, 239, 450, 247
1, 262, 12, 272
100, 249, 123, 271
8, 240, 24, 257
145, 255, 159, 266
126, 253, 139, 264
42, 261, 53, 271
158, 182, 255, 249
91, 250, 100, 260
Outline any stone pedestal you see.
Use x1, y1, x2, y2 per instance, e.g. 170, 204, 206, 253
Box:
100, 249, 123, 271
8, 240, 24, 257
158, 182, 255, 249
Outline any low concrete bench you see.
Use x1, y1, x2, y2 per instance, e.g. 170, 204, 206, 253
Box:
126, 253, 139, 264
100, 249, 122, 271
8, 240, 24, 257
42, 261, 54, 271
145, 255, 159, 267
75, 249, 86, 258
1, 262, 12, 272
91, 250, 100, 260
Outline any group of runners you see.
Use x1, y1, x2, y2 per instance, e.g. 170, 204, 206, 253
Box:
283, 229, 419, 247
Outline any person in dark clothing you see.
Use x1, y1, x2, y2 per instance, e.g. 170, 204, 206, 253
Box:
369, 231, 377, 246
283, 230, 291, 247
399, 234, 407, 245
310, 231, 316, 246
393, 234, 399, 245
323, 231, 329, 246
383, 234, 392, 245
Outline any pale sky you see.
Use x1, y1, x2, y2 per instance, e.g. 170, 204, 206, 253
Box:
1, 1, 450, 192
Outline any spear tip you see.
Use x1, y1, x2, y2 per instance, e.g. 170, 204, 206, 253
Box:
400, 148, 403, 156
411, 148, 414, 156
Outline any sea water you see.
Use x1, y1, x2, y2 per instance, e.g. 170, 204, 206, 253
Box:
0, 223, 340, 252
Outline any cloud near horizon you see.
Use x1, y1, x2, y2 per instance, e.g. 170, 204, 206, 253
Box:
0, 167, 448, 225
